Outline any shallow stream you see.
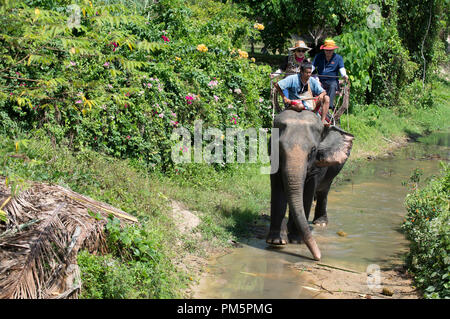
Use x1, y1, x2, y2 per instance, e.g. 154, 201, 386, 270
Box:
194, 131, 449, 299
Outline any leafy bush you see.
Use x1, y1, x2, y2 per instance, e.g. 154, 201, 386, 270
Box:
335, 24, 417, 108
78, 217, 185, 298
402, 162, 450, 298
0, 0, 271, 172
397, 0, 448, 79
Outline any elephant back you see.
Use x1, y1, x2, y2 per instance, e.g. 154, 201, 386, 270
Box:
273, 109, 321, 130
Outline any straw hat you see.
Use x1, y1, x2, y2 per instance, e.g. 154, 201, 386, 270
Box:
320, 39, 339, 50
289, 40, 311, 52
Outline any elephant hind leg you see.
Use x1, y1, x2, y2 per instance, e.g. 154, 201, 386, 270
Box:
313, 189, 329, 226
267, 171, 288, 246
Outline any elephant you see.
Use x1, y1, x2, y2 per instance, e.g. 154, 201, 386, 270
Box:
266, 109, 354, 261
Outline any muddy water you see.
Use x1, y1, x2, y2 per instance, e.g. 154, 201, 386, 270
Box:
194, 132, 449, 299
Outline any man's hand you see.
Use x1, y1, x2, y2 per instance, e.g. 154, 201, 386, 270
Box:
322, 119, 331, 127
289, 99, 304, 111
343, 75, 349, 83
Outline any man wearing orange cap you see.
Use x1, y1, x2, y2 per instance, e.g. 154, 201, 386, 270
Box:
312, 39, 348, 110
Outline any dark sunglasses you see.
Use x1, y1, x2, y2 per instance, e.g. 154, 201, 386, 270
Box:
295, 49, 307, 53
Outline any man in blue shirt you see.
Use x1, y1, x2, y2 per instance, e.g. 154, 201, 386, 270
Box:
274, 62, 330, 126
312, 39, 348, 110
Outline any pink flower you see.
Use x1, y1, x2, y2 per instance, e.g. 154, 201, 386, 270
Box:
103, 62, 110, 67
147, 83, 152, 88
126, 135, 131, 139
208, 80, 218, 88
171, 112, 177, 117
70, 61, 76, 66
124, 103, 128, 108
213, 95, 219, 102
171, 120, 179, 127
259, 97, 264, 103
185, 95, 194, 104
75, 100, 82, 104
161, 35, 170, 42
158, 113, 164, 118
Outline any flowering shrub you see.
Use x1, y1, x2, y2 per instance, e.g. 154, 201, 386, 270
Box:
237, 49, 249, 59
402, 163, 450, 298
253, 23, 264, 31
0, 0, 272, 172
196, 44, 208, 52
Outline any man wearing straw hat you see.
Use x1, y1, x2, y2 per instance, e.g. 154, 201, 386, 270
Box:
312, 39, 349, 110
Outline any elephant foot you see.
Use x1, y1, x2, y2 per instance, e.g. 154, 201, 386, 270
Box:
313, 216, 328, 227
287, 233, 303, 244
266, 231, 287, 246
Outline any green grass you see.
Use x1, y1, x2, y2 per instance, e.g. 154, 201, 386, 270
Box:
338, 77, 450, 160
159, 163, 270, 243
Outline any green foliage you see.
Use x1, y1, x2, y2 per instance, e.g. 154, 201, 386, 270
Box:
234, 0, 373, 53
0, 0, 271, 172
402, 162, 450, 298
336, 26, 417, 107
397, 0, 448, 79
235, 0, 447, 108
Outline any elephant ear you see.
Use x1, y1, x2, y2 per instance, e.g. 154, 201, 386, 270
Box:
315, 126, 354, 167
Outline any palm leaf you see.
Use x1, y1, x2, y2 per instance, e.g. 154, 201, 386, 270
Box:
0, 177, 137, 299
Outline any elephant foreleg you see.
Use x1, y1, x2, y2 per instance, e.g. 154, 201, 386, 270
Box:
267, 171, 288, 245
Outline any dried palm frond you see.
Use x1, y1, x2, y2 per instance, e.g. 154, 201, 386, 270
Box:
0, 177, 138, 299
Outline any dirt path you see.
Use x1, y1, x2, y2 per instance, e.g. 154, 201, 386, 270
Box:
289, 261, 419, 299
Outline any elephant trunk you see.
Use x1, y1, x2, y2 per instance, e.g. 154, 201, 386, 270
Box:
283, 146, 321, 261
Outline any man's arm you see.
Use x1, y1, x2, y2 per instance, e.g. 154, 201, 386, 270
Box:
338, 55, 349, 82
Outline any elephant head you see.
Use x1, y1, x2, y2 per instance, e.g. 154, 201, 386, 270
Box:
272, 109, 353, 260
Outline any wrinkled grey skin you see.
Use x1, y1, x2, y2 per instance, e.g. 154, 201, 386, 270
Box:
267, 109, 354, 261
